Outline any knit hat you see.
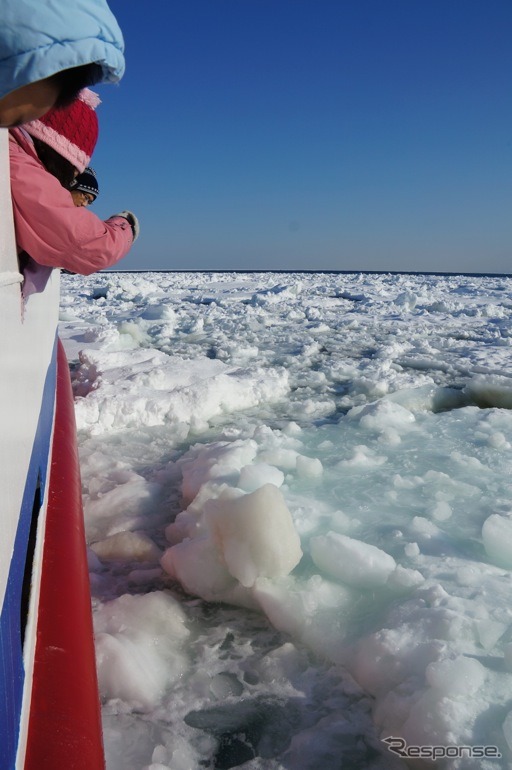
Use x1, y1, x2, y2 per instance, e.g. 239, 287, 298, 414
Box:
23, 89, 100, 173
70, 167, 99, 200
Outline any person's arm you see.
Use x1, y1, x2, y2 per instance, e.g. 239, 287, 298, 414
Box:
9, 137, 134, 276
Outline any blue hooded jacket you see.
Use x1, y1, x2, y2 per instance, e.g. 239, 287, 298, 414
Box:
0, 0, 125, 99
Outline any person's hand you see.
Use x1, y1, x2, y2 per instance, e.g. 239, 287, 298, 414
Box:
117, 210, 140, 241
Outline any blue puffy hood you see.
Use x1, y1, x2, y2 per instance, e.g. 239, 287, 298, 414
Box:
0, 0, 125, 99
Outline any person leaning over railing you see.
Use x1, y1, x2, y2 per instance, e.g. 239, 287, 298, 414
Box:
9, 89, 139, 291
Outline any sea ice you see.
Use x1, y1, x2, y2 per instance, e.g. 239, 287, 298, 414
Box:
310, 531, 396, 588
162, 483, 303, 594
59, 270, 512, 769
482, 513, 512, 568
94, 591, 190, 711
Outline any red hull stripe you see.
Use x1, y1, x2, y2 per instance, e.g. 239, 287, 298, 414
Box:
24, 340, 104, 770
0, 338, 57, 770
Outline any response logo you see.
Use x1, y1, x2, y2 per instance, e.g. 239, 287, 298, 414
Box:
383, 736, 502, 761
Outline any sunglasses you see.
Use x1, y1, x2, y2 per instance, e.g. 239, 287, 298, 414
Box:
73, 190, 95, 205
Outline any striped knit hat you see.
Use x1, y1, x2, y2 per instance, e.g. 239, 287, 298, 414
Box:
70, 167, 99, 200
24, 89, 100, 173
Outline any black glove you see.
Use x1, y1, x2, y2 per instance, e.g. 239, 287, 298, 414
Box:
117, 210, 140, 241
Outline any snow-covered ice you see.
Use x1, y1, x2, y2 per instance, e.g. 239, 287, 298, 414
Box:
59, 270, 512, 770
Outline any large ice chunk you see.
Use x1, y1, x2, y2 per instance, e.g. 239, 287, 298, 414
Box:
482, 514, 512, 568
204, 484, 303, 587
161, 535, 238, 599
310, 531, 396, 588
94, 591, 189, 711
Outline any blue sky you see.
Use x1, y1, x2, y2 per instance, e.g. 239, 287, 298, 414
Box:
93, 0, 512, 273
